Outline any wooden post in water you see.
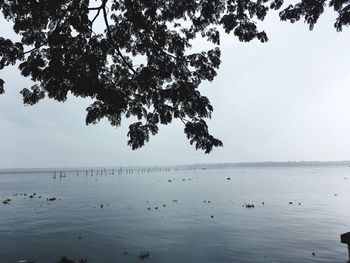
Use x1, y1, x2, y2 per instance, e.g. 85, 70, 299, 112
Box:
341, 232, 350, 261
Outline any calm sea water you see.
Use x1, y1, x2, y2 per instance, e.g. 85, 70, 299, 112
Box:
0, 165, 349, 263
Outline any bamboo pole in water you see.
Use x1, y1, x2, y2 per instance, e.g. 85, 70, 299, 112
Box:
341, 232, 350, 260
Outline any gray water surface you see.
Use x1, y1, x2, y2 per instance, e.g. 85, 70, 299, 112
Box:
0, 166, 349, 262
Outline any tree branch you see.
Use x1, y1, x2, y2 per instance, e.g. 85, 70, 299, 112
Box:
101, 2, 137, 75
23, 46, 41, 55
88, 6, 103, 10
149, 35, 190, 63
89, 0, 107, 25
179, 116, 188, 125
91, 8, 102, 25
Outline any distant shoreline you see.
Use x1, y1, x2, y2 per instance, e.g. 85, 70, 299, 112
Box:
1, 160, 350, 174
184, 160, 350, 168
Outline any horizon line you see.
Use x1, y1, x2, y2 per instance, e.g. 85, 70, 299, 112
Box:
1, 160, 350, 172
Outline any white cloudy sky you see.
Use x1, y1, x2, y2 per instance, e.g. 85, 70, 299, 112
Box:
1, 8, 350, 168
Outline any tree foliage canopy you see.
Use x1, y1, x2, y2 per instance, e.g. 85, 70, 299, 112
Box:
0, 0, 348, 152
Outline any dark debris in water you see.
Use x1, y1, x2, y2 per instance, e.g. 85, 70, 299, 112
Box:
55, 257, 87, 263
2, 198, 11, 204
17, 257, 87, 263
244, 203, 255, 208
138, 251, 150, 260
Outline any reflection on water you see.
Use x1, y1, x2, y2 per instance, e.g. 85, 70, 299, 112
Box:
0, 166, 349, 262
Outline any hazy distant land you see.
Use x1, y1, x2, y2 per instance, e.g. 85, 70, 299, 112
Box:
1, 160, 350, 174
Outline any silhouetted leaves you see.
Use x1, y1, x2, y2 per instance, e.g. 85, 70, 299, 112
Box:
0, 79, 4, 94
0, 37, 23, 69
279, 0, 327, 30
330, 0, 350, 31
20, 85, 45, 105
0, 0, 347, 152
185, 120, 223, 154
127, 122, 159, 150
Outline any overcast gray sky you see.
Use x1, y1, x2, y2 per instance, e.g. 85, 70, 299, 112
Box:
1, 9, 350, 168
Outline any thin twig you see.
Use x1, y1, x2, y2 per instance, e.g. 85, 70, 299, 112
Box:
88, 6, 103, 10
91, 7, 102, 25
179, 116, 187, 125
23, 45, 44, 55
